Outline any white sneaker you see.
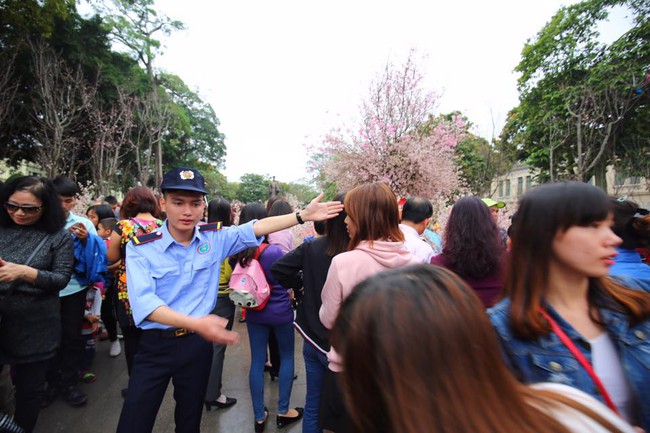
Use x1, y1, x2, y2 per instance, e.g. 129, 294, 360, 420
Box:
109, 340, 122, 357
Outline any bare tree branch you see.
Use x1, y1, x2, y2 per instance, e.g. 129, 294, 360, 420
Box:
30, 40, 97, 178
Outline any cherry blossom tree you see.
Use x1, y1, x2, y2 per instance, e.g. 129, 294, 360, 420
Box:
310, 50, 466, 200
88, 86, 136, 194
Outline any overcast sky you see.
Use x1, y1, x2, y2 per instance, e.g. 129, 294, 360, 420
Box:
147, 0, 627, 184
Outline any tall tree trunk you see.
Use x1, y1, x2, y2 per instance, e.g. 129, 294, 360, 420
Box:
593, 159, 608, 191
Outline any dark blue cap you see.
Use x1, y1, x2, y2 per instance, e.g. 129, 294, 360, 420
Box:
160, 167, 207, 194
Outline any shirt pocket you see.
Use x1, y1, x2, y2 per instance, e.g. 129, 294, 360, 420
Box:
150, 265, 180, 295
193, 256, 217, 273
622, 323, 650, 370
529, 352, 584, 387
191, 256, 218, 291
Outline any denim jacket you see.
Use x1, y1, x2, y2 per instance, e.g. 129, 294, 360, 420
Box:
488, 297, 650, 430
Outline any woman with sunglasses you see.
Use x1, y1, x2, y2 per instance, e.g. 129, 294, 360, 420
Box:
488, 182, 650, 431
0, 176, 74, 432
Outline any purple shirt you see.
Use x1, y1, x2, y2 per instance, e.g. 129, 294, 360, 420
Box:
430, 254, 504, 308
245, 243, 293, 326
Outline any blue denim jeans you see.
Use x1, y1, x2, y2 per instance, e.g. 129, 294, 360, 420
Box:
302, 343, 328, 433
247, 321, 295, 422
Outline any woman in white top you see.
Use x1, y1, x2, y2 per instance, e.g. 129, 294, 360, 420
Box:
330, 264, 636, 433
488, 181, 650, 431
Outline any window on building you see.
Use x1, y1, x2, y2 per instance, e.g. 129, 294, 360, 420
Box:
505, 179, 511, 196
498, 181, 503, 197
526, 175, 532, 191
517, 177, 523, 195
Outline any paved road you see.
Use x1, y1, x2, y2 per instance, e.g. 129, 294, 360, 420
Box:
35, 314, 307, 433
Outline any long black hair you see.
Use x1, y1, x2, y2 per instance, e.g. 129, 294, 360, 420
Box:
325, 192, 350, 256
0, 176, 67, 233
610, 197, 650, 249
443, 196, 503, 278
87, 204, 114, 225
232, 202, 268, 267
207, 197, 233, 227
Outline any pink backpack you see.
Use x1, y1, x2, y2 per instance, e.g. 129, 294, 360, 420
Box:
228, 244, 271, 310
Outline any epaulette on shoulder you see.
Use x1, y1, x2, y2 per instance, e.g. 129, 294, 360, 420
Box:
198, 221, 222, 232
132, 231, 163, 246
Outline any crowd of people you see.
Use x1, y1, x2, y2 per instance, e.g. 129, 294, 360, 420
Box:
0, 167, 648, 433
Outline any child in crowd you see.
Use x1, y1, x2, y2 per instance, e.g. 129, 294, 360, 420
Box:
97, 218, 117, 243
97, 217, 122, 357
79, 218, 118, 382
80, 284, 102, 383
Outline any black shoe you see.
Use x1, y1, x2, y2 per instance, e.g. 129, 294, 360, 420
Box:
268, 371, 298, 382
276, 407, 303, 428
39, 385, 59, 409
61, 386, 87, 407
254, 407, 268, 433
204, 396, 237, 411
120, 388, 128, 399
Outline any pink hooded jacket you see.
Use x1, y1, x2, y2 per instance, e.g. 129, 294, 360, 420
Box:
319, 240, 418, 371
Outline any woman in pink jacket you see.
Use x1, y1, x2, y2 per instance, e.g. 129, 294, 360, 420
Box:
318, 182, 418, 433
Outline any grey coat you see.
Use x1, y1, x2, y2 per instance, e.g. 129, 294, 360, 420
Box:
0, 226, 74, 364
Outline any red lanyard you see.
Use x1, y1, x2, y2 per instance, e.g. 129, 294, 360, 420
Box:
538, 308, 620, 415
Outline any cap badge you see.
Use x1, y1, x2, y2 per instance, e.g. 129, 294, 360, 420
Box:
180, 170, 195, 180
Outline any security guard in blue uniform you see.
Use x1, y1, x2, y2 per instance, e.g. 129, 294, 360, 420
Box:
116, 167, 343, 433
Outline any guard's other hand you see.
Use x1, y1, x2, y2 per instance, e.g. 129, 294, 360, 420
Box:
195, 314, 239, 345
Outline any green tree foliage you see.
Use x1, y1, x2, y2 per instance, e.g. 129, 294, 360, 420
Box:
422, 112, 514, 196
201, 169, 237, 200
279, 182, 319, 205
455, 134, 506, 196
0, 0, 146, 175
502, 0, 649, 186
615, 103, 650, 180
159, 73, 226, 170
91, 0, 185, 186
91, 0, 184, 81
0, 0, 228, 193
237, 173, 271, 203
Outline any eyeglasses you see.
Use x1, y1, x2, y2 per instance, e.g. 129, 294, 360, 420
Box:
4, 202, 43, 214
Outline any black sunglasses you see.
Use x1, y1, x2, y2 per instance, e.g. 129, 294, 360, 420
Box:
4, 202, 43, 214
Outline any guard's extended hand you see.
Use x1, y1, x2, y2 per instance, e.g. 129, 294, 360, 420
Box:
301, 193, 344, 222
194, 314, 239, 345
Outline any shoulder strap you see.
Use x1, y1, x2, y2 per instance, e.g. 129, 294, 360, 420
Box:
538, 308, 619, 415
199, 221, 223, 233
25, 234, 50, 267
132, 231, 163, 246
253, 243, 269, 260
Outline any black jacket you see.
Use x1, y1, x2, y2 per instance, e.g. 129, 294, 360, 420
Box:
270, 237, 332, 352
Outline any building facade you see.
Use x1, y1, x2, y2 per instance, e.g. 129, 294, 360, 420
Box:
491, 163, 650, 207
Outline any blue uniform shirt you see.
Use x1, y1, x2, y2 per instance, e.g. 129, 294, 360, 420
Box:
126, 220, 262, 330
